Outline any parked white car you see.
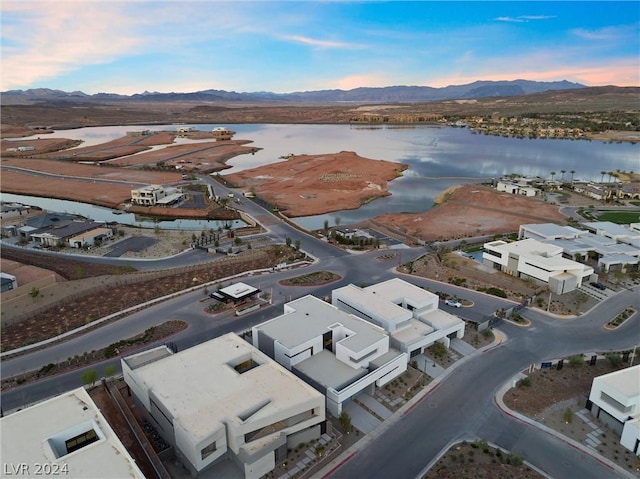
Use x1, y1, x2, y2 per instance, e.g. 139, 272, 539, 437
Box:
444, 299, 462, 308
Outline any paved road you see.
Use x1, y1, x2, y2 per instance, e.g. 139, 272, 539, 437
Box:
2, 173, 639, 478
324, 286, 640, 479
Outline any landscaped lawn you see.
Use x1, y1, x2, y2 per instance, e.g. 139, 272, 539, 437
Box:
595, 210, 640, 224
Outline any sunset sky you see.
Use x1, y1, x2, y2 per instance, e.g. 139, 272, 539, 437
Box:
2, 1, 638, 94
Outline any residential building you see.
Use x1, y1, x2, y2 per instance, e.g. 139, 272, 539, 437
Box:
573, 183, 610, 201
0, 387, 145, 478
616, 182, 640, 200
496, 179, 539, 197
331, 278, 465, 358
0, 202, 31, 220
518, 223, 639, 273
518, 223, 586, 241
252, 295, 407, 416
122, 333, 325, 478
582, 221, 640, 246
212, 127, 236, 141
131, 185, 183, 206
587, 365, 640, 455
30, 222, 113, 248
0, 272, 17, 293
483, 238, 594, 294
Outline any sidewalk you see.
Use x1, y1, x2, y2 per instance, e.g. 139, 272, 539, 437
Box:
312, 329, 507, 478
495, 381, 638, 479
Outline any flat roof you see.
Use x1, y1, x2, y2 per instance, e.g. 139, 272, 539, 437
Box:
257, 295, 387, 353
520, 223, 584, 239
294, 350, 368, 391
219, 282, 259, 299
393, 319, 434, 345
333, 284, 411, 325
583, 221, 640, 239
595, 365, 640, 400
363, 278, 437, 309
124, 333, 323, 445
155, 193, 183, 204
418, 309, 464, 330
1, 388, 144, 478
491, 238, 563, 257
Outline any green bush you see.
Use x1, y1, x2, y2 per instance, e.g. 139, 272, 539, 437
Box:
569, 355, 584, 368
517, 377, 531, 388
486, 287, 507, 298
605, 353, 623, 367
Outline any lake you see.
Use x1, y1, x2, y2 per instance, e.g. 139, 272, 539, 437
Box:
9, 124, 639, 230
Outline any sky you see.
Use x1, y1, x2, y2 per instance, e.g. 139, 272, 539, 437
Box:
1, 1, 639, 95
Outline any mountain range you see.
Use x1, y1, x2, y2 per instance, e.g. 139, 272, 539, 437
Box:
1, 80, 585, 105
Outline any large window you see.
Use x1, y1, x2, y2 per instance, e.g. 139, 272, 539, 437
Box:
201, 441, 217, 460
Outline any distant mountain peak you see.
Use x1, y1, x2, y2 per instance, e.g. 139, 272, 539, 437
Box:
1, 79, 588, 105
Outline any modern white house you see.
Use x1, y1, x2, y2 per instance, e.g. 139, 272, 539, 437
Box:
587, 365, 640, 456
496, 179, 539, 197
0, 387, 145, 478
518, 223, 586, 241
131, 185, 183, 206
331, 278, 465, 359
518, 223, 640, 273
252, 295, 407, 416
122, 333, 325, 479
582, 221, 640, 246
483, 238, 594, 294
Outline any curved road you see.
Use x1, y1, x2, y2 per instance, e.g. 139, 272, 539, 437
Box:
2, 174, 639, 479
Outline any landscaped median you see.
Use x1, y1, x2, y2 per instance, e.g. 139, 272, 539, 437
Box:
0, 321, 187, 391
604, 306, 636, 330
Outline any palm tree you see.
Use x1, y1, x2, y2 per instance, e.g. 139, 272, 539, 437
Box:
550, 171, 556, 181
570, 170, 575, 184
600, 171, 606, 183
607, 171, 614, 183
560, 169, 566, 180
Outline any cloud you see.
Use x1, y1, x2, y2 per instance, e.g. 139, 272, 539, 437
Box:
494, 16, 525, 23
279, 34, 358, 49
519, 15, 556, 21
571, 25, 638, 41
494, 15, 556, 23
1, 3, 144, 90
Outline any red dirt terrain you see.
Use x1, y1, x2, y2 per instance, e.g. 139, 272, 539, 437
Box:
226, 151, 408, 217
374, 184, 567, 241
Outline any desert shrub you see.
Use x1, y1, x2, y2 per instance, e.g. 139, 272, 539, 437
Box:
486, 287, 507, 298
569, 354, 584, 368
605, 353, 623, 367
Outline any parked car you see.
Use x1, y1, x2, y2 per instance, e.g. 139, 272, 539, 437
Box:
444, 299, 462, 308
590, 281, 606, 290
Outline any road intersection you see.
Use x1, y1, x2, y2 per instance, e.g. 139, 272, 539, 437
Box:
1, 176, 639, 479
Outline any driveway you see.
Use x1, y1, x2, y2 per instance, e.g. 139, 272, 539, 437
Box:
104, 237, 159, 257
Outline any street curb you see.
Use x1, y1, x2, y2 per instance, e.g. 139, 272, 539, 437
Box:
1, 261, 313, 358
494, 377, 637, 479
313, 329, 507, 479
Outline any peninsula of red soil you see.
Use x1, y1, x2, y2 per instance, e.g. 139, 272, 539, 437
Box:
373, 184, 567, 241
225, 151, 408, 217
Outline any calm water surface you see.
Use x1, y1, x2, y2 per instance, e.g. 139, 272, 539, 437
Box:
10, 124, 639, 230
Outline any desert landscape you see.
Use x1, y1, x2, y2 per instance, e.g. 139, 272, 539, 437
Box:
225, 151, 408, 217
372, 184, 568, 242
